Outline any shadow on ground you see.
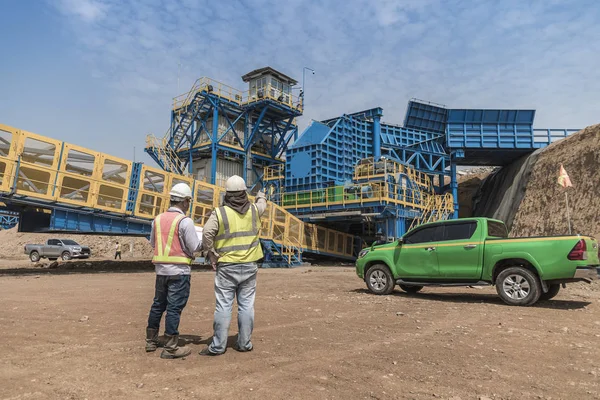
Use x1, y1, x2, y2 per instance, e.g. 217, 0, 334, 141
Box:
0, 260, 213, 276
350, 288, 592, 310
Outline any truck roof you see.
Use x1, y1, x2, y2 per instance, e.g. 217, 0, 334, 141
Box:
412, 217, 504, 228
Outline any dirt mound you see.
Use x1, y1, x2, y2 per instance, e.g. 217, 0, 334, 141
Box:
0, 228, 153, 260
511, 124, 600, 239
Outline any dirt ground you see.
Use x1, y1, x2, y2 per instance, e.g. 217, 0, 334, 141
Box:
2, 265, 600, 400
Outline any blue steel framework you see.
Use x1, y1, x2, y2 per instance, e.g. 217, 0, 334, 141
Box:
287, 107, 450, 192
282, 106, 451, 239
0, 88, 578, 266
146, 73, 302, 189
0, 209, 19, 230
278, 100, 578, 240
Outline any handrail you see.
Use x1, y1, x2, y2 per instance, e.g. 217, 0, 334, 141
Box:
353, 157, 433, 191
282, 181, 441, 211
172, 77, 304, 113
145, 134, 188, 176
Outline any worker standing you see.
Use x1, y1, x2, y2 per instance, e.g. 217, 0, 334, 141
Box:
115, 241, 122, 260
145, 183, 201, 359
200, 175, 266, 356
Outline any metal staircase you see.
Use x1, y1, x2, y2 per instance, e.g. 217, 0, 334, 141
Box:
260, 239, 303, 268
408, 192, 454, 231
145, 135, 186, 175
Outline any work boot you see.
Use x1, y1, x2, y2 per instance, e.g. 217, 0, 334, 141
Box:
145, 328, 160, 352
160, 334, 191, 359
199, 346, 223, 356
233, 343, 253, 352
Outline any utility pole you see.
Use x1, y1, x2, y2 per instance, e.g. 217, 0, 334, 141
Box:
302, 66, 315, 95
177, 47, 181, 93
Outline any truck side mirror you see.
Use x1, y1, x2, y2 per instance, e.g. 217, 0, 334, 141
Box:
397, 238, 404, 246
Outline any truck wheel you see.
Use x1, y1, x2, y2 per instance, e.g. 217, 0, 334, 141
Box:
365, 265, 395, 295
30, 251, 40, 262
399, 284, 423, 294
496, 267, 541, 306
539, 284, 561, 301
61, 251, 72, 261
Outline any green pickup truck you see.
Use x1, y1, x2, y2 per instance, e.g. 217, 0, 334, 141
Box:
356, 218, 600, 306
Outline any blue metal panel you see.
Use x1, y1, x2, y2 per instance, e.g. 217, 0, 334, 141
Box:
445, 108, 545, 166
289, 120, 331, 148
404, 100, 448, 134
447, 123, 535, 149
448, 109, 535, 124
49, 209, 151, 235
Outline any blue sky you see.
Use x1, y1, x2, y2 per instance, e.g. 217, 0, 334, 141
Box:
1, 0, 599, 164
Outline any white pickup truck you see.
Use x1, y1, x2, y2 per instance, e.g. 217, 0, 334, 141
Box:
24, 239, 91, 262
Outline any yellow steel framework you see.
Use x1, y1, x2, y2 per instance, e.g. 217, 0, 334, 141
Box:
0, 123, 355, 261
408, 193, 454, 231
353, 157, 433, 192
282, 158, 453, 226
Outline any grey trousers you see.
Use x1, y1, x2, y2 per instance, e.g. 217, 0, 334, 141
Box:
208, 262, 258, 353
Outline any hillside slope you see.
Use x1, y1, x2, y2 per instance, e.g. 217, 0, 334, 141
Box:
511, 124, 600, 239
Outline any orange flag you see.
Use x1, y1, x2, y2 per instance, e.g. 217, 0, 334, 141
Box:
557, 164, 573, 188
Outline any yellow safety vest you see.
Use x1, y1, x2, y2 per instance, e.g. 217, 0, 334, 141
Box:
214, 204, 263, 263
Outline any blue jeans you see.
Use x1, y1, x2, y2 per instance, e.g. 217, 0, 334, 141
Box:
147, 275, 191, 336
208, 262, 258, 354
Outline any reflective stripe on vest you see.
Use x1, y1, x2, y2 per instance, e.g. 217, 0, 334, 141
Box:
214, 204, 264, 263
152, 212, 193, 265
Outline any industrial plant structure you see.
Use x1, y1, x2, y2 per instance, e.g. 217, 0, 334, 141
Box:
0, 67, 578, 266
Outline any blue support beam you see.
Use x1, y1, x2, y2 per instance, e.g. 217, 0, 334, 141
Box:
211, 100, 219, 185
246, 106, 269, 151
373, 112, 381, 159
450, 161, 458, 219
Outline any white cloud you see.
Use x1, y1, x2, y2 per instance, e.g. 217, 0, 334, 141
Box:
56, 0, 107, 22
47, 0, 600, 139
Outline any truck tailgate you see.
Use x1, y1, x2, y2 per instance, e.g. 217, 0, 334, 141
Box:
586, 237, 600, 264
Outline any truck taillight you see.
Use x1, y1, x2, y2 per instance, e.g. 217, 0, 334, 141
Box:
568, 239, 587, 261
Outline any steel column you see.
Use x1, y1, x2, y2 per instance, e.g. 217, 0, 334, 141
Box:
373, 113, 381, 159
450, 161, 458, 219
211, 102, 219, 185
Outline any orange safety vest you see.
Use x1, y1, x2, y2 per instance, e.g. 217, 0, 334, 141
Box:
152, 211, 192, 265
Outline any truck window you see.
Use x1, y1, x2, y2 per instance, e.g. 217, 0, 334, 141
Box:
442, 222, 477, 241
404, 225, 442, 244
61, 240, 79, 246
48, 239, 60, 246
488, 221, 508, 238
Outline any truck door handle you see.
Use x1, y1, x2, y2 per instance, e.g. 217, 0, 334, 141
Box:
426, 247, 436, 252
464, 244, 477, 249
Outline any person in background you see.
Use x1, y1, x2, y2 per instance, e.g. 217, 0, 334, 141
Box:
115, 241, 122, 260
373, 230, 387, 246
145, 183, 201, 359
200, 175, 266, 356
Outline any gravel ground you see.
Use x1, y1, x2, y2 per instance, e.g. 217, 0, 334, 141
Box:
2, 265, 600, 400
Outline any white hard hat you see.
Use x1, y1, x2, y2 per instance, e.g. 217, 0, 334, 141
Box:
225, 175, 247, 192
169, 182, 192, 200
